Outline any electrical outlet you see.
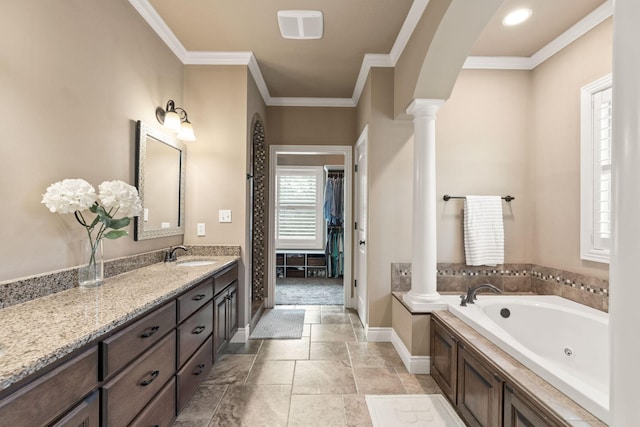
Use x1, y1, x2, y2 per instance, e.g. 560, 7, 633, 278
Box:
197, 223, 206, 236
219, 210, 232, 223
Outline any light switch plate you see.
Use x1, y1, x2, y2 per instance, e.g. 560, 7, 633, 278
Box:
219, 210, 232, 223
197, 223, 206, 236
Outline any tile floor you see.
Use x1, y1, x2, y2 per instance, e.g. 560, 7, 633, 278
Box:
173, 305, 444, 427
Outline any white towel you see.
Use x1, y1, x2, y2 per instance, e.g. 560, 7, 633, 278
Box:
464, 195, 504, 266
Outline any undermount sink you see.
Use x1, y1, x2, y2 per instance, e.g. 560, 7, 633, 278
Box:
176, 260, 217, 267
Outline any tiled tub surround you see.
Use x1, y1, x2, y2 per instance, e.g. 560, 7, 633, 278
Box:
391, 262, 609, 312
0, 245, 241, 309
0, 255, 239, 391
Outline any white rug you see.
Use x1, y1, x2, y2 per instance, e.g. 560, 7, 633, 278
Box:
249, 309, 305, 339
366, 395, 465, 427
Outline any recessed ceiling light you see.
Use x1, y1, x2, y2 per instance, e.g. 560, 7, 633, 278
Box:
502, 8, 532, 26
277, 10, 323, 39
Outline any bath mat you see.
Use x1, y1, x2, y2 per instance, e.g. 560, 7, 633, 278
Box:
366, 394, 465, 427
250, 309, 305, 339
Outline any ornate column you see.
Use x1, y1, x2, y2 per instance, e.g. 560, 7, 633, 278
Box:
403, 99, 445, 311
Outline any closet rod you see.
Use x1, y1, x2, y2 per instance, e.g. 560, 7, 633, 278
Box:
443, 194, 515, 202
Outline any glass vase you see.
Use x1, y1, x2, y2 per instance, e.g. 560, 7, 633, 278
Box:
78, 239, 104, 288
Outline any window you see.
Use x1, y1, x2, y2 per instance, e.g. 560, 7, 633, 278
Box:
275, 166, 324, 250
581, 74, 612, 263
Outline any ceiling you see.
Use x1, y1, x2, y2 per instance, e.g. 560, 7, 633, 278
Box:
139, 0, 609, 103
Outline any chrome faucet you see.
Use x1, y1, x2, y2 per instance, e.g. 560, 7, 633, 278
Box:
164, 245, 188, 262
460, 283, 502, 306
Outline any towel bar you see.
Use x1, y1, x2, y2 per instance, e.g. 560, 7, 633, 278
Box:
443, 195, 514, 202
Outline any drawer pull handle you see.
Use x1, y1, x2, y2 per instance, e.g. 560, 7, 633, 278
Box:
192, 325, 206, 335
140, 326, 160, 338
192, 294, 206, 301
140, 370, 160, 387
194, 363, 206, 376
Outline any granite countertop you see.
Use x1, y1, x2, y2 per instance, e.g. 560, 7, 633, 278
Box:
0, 255, 239, 392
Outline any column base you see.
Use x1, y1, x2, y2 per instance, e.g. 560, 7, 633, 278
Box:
402, 290, 447, 312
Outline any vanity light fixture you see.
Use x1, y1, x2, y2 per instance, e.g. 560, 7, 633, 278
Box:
155, 100, 196, 141
502, 8, 532, 26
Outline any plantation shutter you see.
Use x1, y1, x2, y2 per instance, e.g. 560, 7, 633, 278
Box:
275, 167, 324, 249
592, 87, 612, 252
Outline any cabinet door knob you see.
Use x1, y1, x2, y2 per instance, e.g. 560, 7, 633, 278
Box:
359, 240, 366, 246
140, 370, 160, 387
192, 325, 206, 335
140, 326, 160, 338
192, 294, 206, 301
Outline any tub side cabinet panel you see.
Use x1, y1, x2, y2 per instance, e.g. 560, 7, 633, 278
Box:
457, 343, 502, 427
430, 317, 458, 403
431, 314, 571, 427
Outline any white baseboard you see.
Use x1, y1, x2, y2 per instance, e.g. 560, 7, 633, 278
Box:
230, 325, 249, 343
391, 329, 430, 374
365, 326, 393, 342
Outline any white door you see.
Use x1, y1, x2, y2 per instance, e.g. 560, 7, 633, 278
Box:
354, 128, 368, 327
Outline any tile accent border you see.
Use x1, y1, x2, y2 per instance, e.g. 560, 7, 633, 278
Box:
0, 245, 241, 309
391, 262, 609, 312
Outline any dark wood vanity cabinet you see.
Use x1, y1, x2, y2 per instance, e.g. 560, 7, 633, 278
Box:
0, 260, 239, 427
176, 277, 215, 414
213, 264, 239, 359
0, 346, 98, 427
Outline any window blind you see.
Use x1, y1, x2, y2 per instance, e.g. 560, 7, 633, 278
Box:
593, 87, 612, 251
275, 167, 323, 249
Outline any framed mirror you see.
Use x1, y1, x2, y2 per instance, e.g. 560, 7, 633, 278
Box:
134, 121, 186, 240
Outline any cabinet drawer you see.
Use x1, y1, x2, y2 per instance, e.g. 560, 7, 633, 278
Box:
177, 278, 213, 323
177, 336, 213, 412
178, 301, 213, 367
102, 302, 176, 379
101, 332, 176, 427
129, 376, 176, 427
0, 346, 98, 427
51, 391, 99, 427
214, 263, 238, 295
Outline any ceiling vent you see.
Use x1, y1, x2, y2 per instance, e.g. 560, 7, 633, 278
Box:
277, 10, 323, 40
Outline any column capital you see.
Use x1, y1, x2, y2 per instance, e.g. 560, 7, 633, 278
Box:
406, 99, 446, 118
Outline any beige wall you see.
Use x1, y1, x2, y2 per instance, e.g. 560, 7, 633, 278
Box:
362, 68, 414, 328
1, 0, 184, 282
183, 65, 252, 322
277, 155, 344, 167
266, 107, 357, 146
436, 70, 533, 263
531, 18, 612, 279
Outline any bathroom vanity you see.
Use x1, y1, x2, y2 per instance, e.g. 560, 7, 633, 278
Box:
0, 256, 239, 426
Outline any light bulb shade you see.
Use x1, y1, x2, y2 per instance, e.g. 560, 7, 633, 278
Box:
163, 110, 182, 133
177, 121, 196, 141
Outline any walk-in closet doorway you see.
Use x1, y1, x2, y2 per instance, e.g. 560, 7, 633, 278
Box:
267, 145, 353, 309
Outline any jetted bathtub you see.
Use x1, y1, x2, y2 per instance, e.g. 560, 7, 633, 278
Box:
445, 295, 609, 424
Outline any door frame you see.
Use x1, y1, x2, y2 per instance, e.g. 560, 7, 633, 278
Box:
267, 145, 353, 308
354, 126, 368, 326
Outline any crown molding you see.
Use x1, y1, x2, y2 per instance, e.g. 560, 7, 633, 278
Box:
464, 0, 613, 71
463, 56, 533, 70
268, 97, 356, 108
131, 0, 613, 106
128, 0, 187, 62
529, 0, 613, 69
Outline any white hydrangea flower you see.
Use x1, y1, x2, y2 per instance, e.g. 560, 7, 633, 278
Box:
41, 179, 97, 214
98, 180, 142, 217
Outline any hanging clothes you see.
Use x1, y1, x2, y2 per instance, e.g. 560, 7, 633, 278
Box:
323, 174, 343, 226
